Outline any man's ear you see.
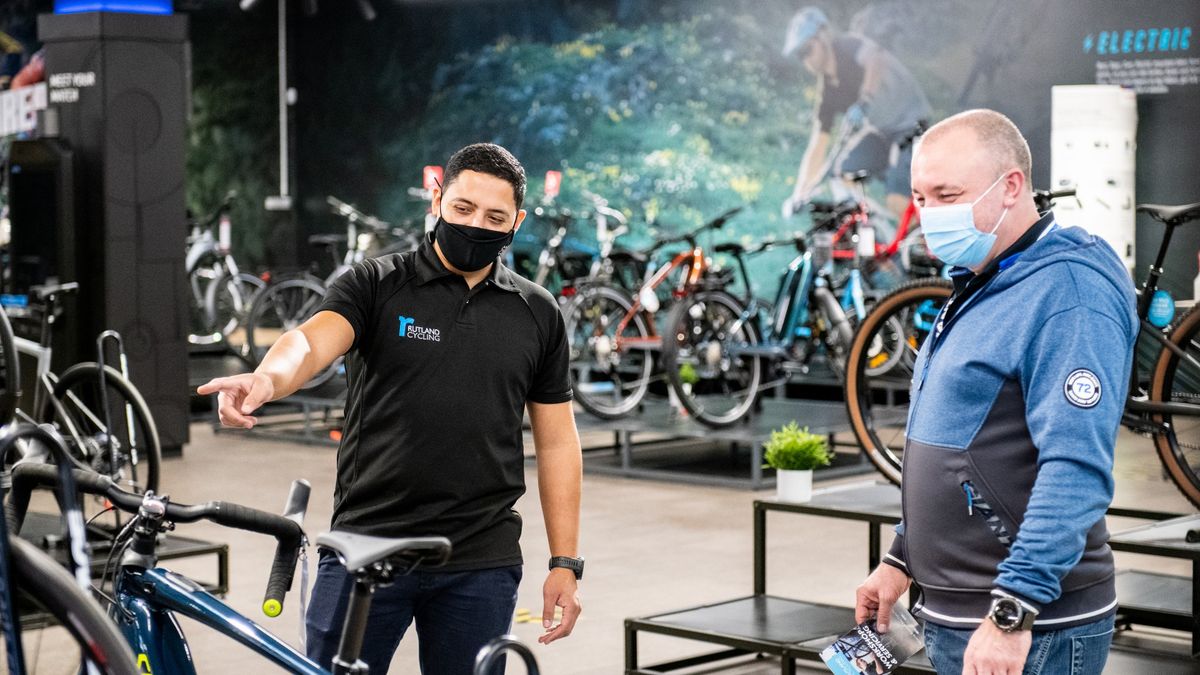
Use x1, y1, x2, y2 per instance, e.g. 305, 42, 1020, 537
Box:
430, 186, 442, 218
514, 209, 527, 232
1004, 170, 1025, 207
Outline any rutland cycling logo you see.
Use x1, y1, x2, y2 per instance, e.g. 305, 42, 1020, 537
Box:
1064, 369, 1102, 409
398, 314, 441, 342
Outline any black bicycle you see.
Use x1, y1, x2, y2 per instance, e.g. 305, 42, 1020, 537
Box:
843, 193, 1200, 512
1, 421, 138, 674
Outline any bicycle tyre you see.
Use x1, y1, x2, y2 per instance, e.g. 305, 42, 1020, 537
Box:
662, 290, 762, 427
844, 278, 953, 485
243, 277, 342, 389
0, 302, 20, 424
565, 284, 654, 419
204, 270, 267, 342
1150, 305, 1200, 509
10, 536, 139, 675
35, 363, 162, 496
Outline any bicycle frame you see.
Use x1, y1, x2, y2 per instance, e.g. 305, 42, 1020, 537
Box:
614, 246, 706, 349
1124, 218, 1200, 424
113, 566, 324, 675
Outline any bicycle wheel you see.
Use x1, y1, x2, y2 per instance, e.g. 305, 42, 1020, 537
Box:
205, 270, 267, 354
188, 263, 223, 345
1150, 306, 1200, 508
0, 303, 20, 424
9, 536, 138, 675
565, 285, 654, 419
844, 279, 952, 485
244, 277, 342, 389
36, 363, 162, 495
662, 290, 762, 427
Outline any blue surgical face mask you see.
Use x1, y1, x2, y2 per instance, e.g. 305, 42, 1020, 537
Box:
919, 173, 1010, 269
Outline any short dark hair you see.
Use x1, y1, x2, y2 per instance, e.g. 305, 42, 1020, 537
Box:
443, 143, 527, 210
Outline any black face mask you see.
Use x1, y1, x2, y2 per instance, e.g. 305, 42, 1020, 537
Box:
434, 215, 515, 272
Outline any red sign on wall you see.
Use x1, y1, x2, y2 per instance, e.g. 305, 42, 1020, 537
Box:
544, 170, 563, 198
423, 165, 443, 191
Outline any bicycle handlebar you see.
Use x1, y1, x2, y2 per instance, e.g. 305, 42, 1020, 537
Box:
1033, 187, 1077, 212
650, 206, 745, 251
8, 463, 308, 618
327, 195, 391, 231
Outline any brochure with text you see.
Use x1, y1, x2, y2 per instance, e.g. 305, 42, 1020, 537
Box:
820, 604, 924, 675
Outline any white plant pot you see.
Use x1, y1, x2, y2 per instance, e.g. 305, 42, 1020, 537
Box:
776, 469, 814, 503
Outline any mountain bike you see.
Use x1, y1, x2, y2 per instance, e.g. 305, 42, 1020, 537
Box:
843, 195, 1200, 510
563, 207, 742, 419
660, 200, 875, 427
242, 196, 421, 389
787, 120, 935, 286
1, 422, 138, 675
2, 283, 161, 496
185, 191, 267, 349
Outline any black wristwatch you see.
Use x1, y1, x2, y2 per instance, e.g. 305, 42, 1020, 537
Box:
548, 556, 584, 580
987, 589, 1038, 632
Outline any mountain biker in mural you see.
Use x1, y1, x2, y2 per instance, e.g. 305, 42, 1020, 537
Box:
780, 6, 933, 222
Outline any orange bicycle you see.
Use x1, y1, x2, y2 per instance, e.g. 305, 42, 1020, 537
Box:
564, 208, 742, 419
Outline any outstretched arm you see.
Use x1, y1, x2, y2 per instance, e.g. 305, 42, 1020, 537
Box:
197, 310, 353, 428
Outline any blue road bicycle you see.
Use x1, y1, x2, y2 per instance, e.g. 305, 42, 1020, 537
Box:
7, 463, 473, 675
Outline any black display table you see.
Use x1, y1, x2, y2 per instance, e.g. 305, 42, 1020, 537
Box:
1107, 513, 1200, 656
625, 483, 926, 675
624, 482, 1200, 674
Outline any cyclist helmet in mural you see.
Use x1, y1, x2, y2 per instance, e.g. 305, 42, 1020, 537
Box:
782, 6, 830, 58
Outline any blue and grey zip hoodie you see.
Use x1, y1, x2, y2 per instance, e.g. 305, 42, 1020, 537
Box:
882, 214, 1138, 629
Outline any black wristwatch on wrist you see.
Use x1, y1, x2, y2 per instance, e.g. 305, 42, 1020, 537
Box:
548, 556, 584, 580
987, 589, 1038, 632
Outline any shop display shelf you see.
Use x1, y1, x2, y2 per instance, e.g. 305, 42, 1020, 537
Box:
624, 481, 1200, 673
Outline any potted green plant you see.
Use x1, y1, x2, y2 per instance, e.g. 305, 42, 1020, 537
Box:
763, 422, 831, 502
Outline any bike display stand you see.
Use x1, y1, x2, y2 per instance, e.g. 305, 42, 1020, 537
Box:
624, 482, 1200, 674
17, 511, 229, 629
574, 396, 872, 489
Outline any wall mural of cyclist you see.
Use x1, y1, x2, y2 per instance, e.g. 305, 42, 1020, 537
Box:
176, 0, 1200, 294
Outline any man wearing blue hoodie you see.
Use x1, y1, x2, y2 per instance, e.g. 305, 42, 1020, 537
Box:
853, 109, 1137, 674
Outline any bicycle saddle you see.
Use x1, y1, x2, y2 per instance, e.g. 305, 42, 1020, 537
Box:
1136, 202, 1200, 225
316, 530, 452, 572
308, 233, 348, 247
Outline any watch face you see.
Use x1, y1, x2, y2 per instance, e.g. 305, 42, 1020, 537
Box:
991, 598, 1022, 629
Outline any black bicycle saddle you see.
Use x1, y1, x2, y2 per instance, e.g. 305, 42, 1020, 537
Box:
316, 530, 452, 572
1137, 202, 1200, 225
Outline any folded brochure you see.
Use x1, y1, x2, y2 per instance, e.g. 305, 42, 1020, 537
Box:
820, 604, 924, 675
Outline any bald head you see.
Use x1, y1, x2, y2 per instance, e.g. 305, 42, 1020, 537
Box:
917, 109, 1032, 192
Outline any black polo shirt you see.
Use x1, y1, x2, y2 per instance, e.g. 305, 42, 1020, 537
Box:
315, 234, 573, 571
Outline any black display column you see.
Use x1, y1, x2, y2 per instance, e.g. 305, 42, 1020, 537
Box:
38, 11, 190, 456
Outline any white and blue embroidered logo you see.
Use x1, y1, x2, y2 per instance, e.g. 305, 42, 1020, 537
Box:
1064, 369, 1101, 408
398, 314, 441, 342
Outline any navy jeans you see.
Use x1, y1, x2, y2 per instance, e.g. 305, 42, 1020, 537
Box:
305, 552, 522, 675
923, 615, 1114, 675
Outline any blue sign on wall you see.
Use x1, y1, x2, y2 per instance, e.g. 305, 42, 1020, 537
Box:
55, 1, 173, 14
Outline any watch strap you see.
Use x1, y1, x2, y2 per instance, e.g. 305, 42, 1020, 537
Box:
548, 555, 584, 580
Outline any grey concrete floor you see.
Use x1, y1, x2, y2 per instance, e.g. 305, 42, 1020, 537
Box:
14, 422, 1198, 674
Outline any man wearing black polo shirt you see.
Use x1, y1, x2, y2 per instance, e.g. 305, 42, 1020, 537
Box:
198, 143, 583, 674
